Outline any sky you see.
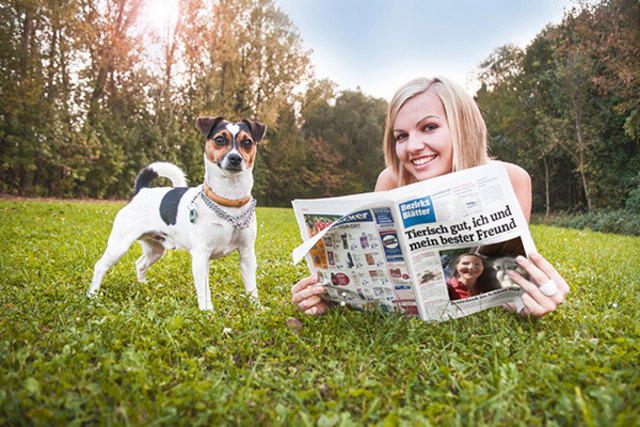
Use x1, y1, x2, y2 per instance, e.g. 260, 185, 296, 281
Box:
273, 0, 570, 100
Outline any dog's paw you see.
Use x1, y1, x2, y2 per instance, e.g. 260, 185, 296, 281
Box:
250, 297, 267, 311
198, 301, 214, 311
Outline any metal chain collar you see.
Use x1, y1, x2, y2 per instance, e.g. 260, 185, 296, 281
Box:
198, 190, 257, 229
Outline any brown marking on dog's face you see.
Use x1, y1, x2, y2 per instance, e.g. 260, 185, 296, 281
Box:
206, 127, 235, 165
196, 117, 267, 171
235, 120, 267, 168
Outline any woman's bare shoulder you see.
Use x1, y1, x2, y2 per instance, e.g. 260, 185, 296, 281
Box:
489, 160, 530, 182
503, 162, 531, 187
375, 168, 398, 192
492, 161, 532, 221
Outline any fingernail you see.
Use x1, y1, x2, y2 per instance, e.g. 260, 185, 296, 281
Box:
516, 255, 527, 263
508, 270, 517, 278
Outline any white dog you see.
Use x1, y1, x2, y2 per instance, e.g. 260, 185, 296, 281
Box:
88, 116, 266, 310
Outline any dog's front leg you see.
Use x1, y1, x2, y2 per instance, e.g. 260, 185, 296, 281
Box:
190, 249, 213, 311
238, 246, 259, 304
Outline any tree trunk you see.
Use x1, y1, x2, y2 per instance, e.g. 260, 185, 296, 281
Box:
87, 0, 143, 127
46, 26, 58, 104
543, 156, 550, 218
573, 92, 592, 211
21, 7, 33, 75
220, 61, 227, 98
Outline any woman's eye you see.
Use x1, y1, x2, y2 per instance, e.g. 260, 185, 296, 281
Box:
394, 134, 407, 142
423, 124, 437, 132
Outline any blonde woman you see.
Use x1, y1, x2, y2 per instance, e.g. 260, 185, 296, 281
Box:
292, 76, 569, 318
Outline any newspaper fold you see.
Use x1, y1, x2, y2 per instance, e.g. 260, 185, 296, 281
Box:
291, 163, 533, 321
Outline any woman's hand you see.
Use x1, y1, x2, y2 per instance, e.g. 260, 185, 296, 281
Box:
291, 275, 331, 315
505, 252, 570, 318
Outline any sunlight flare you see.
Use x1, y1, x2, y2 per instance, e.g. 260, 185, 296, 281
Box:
139, 0, 180, 35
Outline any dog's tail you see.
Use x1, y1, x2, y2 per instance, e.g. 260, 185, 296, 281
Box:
133, 162, 188, 196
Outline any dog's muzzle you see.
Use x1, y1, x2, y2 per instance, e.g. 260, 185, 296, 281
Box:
221, 153, 243, 171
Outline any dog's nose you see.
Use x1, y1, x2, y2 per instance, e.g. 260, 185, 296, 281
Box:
227, 153, 242, 166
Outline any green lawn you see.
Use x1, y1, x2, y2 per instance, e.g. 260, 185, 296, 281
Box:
1, 200, 639, 425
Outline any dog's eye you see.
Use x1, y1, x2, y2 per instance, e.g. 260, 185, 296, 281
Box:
214, 136, 226, 146
241, 139, 253, 150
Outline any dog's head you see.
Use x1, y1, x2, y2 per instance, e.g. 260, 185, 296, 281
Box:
488, 256, 525, 288
196, 116, 267, 172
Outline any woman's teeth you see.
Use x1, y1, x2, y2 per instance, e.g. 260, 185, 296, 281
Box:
412, 155, 436, 166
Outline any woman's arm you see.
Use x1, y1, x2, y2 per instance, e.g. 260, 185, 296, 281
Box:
503, 162, 532, 223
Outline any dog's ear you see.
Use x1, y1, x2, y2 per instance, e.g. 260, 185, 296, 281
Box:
196, 116, 225, 139
242, 119, 267, 143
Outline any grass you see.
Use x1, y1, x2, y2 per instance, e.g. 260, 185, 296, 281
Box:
1, 199, 639, 425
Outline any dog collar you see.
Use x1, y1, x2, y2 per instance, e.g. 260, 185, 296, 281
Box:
199, 191, 256, 229
203, 182, 252, 207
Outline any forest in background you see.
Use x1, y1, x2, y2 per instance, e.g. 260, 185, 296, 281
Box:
1, 0, 638, 213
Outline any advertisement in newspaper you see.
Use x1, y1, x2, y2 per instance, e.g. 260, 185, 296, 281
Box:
291, 163, 536, 321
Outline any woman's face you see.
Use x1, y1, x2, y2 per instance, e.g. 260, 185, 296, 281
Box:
393, 91, 453, 182
456, 255, 484, 282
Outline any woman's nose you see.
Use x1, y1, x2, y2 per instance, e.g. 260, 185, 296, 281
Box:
406, 133, 424, 152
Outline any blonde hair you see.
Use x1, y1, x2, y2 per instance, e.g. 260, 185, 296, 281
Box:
383, 76, 490, 186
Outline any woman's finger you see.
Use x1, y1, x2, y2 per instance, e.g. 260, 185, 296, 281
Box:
520, 292, 554, 318
515, 254, 567, 304
291, 283, 325, 305
528, 252, 570, 296
501, 252, 570, 318
297, 294, 324, 311
304, 302, 329, 316
291, 274, 318, 295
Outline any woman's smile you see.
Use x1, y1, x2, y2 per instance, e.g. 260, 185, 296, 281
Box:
411, 154, 438, 168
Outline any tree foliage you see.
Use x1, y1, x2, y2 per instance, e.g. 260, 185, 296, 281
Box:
476, 0, 640, 213
1, 0, 638, 214
0, 0, 318, 200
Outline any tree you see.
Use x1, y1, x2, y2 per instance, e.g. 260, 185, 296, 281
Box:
302, 89, 387, 196
0, 0, 96, 196
477, 0, 640, 213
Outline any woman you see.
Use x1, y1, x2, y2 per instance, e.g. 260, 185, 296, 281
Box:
446, 253, 486, 300
291, 76, 569, 318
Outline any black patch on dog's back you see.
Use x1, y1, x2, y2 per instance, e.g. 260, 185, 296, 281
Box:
160, 187, 189, 225
134, 167, 159, 196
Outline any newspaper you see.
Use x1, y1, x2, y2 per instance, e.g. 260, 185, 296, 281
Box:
291, 163, 535, 321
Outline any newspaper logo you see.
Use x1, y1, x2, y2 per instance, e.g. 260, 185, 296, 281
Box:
334, 209, 373, 226
400, 196, 436, 228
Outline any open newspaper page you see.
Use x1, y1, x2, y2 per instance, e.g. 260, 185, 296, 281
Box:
291, 163, 536, 321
